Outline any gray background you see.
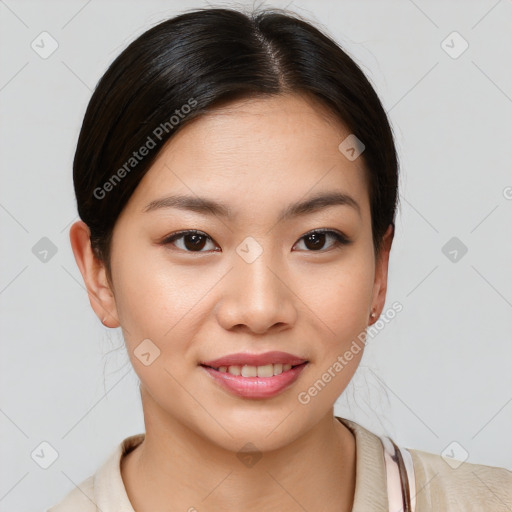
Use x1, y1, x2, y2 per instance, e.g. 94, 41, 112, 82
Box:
1, 0, 511, 510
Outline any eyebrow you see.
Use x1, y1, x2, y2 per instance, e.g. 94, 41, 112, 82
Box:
143, 191, 361, 221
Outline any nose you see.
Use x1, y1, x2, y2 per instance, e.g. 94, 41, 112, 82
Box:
215, 247, 298, 335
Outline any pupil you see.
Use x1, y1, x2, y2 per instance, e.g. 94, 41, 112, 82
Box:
305, 233, 325, 250
185, 234, 206, 251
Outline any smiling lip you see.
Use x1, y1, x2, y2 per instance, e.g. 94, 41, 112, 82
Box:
201, 351, 307, 368
201, 362, 308, 399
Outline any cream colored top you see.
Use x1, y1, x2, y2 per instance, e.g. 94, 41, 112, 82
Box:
48, 417, 512, 511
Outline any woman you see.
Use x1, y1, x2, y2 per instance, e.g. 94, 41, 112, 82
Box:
49, 6, 512, 511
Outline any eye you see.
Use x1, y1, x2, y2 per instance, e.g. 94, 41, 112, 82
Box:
162, 230, 219, 253
161, 228, 351, 253
293, 229, 351, 252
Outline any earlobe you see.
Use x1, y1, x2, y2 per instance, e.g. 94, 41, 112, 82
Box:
369, 223, 394, 324
69, 220, 120, 328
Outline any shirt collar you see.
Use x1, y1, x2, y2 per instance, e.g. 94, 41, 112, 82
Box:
336, 416, 389, 511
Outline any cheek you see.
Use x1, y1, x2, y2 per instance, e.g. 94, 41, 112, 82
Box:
299, 250, 374, 342
294, 257, 372, 409
111, 248, 224, 348
326, 271, 373, 335
110, 251, 205, 394
110, 247, 180, 344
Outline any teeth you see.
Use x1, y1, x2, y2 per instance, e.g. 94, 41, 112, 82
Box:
214, 363, 295, 377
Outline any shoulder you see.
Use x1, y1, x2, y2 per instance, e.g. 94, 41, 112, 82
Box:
46, 433, 145, 512
46, 475, 95, 512
409, 448, 512, 511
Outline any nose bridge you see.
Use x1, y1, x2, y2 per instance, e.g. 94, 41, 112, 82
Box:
233, 235, 281, 303
216, 235, 296, 333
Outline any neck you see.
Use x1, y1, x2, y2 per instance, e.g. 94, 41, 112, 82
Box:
121, 389, 356, 512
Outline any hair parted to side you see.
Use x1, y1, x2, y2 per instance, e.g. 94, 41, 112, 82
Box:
73, 6, 399, 284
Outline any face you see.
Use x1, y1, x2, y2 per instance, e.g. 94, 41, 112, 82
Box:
73, 92, 393, 452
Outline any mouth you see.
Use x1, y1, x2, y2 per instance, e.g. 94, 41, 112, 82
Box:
199, 361, 309, 399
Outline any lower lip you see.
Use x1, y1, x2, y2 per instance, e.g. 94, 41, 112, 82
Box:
201, 363, 308, 399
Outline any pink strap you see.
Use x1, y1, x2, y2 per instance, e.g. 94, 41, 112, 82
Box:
380, 436, 416, 512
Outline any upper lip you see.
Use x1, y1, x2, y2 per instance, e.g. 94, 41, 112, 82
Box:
201, 351, 308, 368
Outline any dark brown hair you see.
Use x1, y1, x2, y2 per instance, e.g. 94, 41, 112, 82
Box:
73, 6, 399, 282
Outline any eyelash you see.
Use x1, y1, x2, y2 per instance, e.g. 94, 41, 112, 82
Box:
161, 229, 351, 253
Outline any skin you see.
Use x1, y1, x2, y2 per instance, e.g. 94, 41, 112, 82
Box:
70, 92, 394, 512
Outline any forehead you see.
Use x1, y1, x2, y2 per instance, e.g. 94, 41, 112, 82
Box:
123, 93, 370, 222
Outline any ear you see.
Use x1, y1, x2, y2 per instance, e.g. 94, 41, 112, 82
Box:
69, 220, 120, 328
369, 223, 394, 324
